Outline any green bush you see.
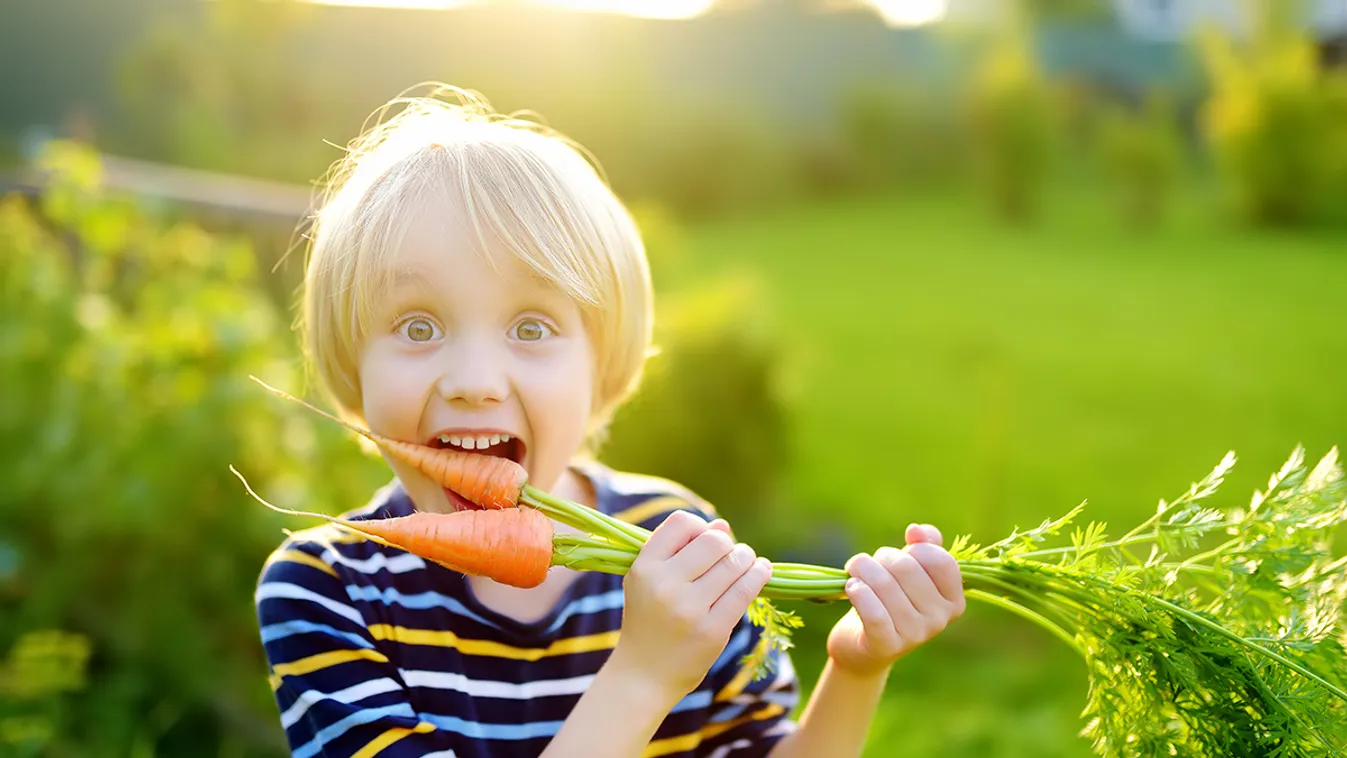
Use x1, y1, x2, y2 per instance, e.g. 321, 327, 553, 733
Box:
1196, 11, 1347, 228
965, 32, 1055, 223
596, 272, 793, 547
0, 141, 385, 757
1098, 92, 1185, 229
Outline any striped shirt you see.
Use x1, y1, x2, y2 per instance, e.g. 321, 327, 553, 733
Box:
255, 460, 800, 758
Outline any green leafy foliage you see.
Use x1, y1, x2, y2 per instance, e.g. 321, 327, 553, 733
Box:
953, 447, 1347, 756
0, 141, 388, 756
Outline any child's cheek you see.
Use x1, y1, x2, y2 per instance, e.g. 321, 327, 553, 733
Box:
358, 338, 432, 440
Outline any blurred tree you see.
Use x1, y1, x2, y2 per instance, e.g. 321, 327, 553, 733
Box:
113, 0, 330, 183
965, 23, 1055, 223
1196, 0, 1347, 227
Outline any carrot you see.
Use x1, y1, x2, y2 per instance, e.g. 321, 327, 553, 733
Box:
249, 376, 526, 510
232, 466, 553, 588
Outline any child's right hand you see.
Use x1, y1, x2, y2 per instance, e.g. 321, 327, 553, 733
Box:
610, 510, 772, 704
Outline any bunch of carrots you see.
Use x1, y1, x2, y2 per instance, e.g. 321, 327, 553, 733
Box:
237, 376, 1347, 755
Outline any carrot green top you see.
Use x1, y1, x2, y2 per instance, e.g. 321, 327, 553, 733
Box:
254, 460, 799, 758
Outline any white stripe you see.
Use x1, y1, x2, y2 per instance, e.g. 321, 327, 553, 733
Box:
323, 548, 424, 575
419, 752, 458, 758
280, 678, 404, 729
708, 739, 753, 758
401, 669, 596, 699
256, 582, 364, 626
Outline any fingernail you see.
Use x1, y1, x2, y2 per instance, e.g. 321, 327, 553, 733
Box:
846, 578, 860, 594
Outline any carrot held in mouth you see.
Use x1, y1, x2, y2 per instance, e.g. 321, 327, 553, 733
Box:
250, 376, 656, 548
249, 375, 526, 510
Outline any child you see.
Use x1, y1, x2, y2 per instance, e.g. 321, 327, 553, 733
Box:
255, 84, 966, 758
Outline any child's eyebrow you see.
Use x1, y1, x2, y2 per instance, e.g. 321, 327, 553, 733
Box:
382, 267, 435, 293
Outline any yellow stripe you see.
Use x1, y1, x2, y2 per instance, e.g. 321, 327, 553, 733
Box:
352, 721, 435, 758
713, 662, 756, 703
269, 673, 282, 691
642, 731, 702, 757
368, 625, 620, 660
266, 549, 338, 578
642, 704, 788, 758
611, 496, 695, 526
271, 648, 390, 679
701, 703, 788, 741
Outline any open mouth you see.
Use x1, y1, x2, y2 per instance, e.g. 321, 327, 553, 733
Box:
428, 432, 526, 512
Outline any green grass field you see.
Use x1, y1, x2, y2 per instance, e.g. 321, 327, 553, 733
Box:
670, 189, 1347, 756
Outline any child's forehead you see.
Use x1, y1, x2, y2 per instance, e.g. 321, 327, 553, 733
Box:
379, 207, 554, 290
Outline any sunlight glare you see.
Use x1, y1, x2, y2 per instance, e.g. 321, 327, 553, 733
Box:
866, 0, 946, 28
301, 0, 714, 17
531, 0, 715, 18
306, 0, 476, 7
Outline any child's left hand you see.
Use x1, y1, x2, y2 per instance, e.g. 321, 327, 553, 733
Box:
827, 523, 966, 676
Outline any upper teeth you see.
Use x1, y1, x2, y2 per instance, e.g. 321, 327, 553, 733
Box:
437, 433, 512, 450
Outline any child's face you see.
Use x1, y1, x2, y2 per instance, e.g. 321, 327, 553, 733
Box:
357, 202, 596, 513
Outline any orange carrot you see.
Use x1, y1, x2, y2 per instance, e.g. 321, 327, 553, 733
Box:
232, 466, 553, 588
249, 376, 527, 510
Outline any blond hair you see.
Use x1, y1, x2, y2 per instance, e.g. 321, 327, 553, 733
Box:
299, 84, 653, 449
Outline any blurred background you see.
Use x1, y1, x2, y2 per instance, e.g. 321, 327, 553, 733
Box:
3, 0, 1347, 755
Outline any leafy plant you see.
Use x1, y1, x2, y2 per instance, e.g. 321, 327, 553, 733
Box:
0, 141, 387, 756
951, 446, 1347, 756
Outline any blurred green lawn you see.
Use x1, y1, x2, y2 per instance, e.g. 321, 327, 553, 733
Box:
662, 187, 1347, 757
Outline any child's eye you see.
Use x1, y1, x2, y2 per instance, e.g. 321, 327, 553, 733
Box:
397, 317, 442, 343
511, 318, 554, 342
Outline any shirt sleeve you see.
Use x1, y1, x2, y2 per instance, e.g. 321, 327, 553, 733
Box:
695, 608, 801, 757
255, 538, 457, 758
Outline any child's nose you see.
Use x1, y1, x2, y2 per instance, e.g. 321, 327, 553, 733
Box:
436, 365, 508, 406
435, 342, 509, 406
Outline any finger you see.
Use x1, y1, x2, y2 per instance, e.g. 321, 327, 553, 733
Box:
706, 557, 771, 631
691, 542, 758, 602
666, 527, 736, 582
638, 510, 709, 563
850, 553, 922, 631
905, 543, 964, 607
905, 523, 942, 546
845, 577, 903, 655
705, 517, 737, 543
876, 546, 946, 618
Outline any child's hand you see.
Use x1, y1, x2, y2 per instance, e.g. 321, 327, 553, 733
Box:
826, 523, 966, 676
610, 511, 772, 704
